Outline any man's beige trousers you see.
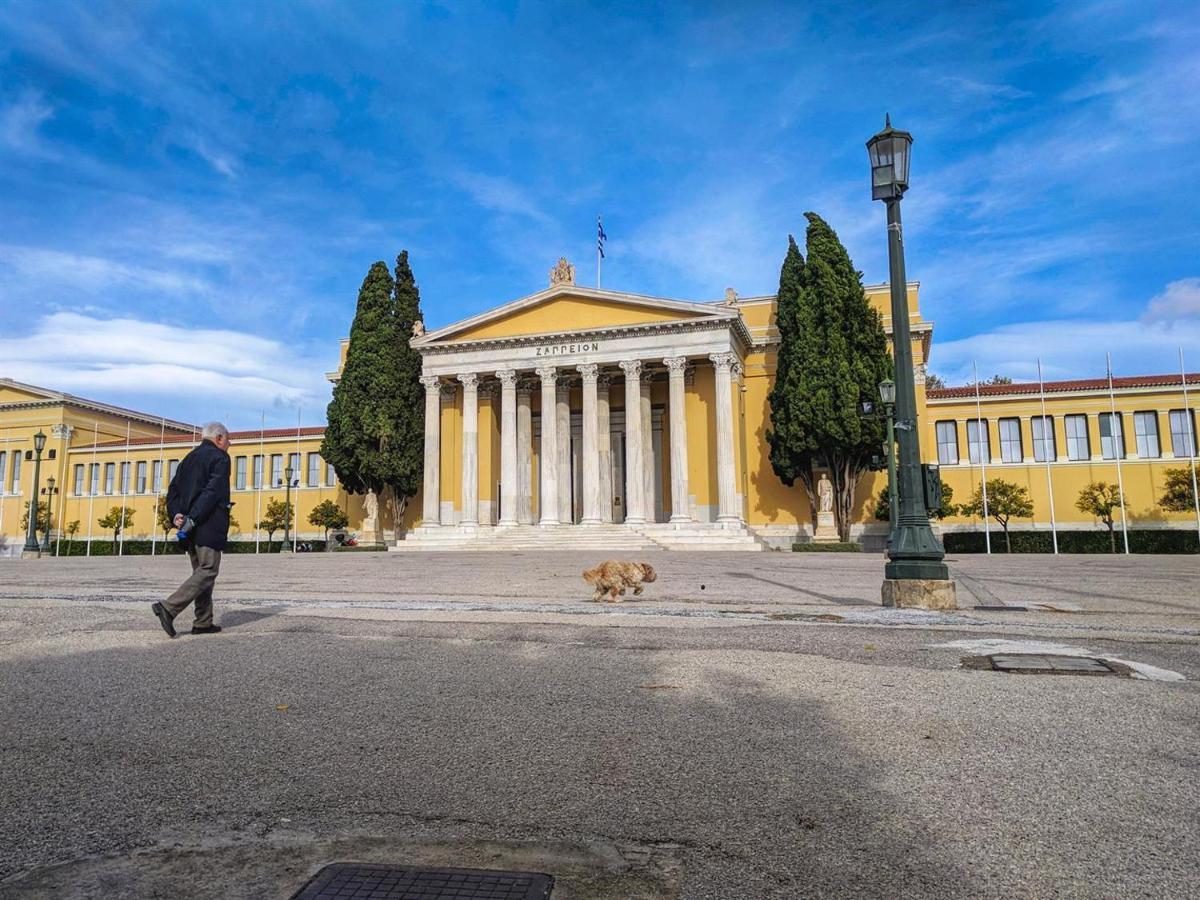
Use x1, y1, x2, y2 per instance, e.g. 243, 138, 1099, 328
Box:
162, 546, 221, 628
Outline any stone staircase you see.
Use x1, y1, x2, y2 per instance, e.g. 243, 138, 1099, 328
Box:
390, 521, 765, 552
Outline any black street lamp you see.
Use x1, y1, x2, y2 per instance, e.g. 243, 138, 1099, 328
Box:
40, 475, 59, 553
867, 117, 951, 589
280, 465, 297, 552
22, 430, 47, 558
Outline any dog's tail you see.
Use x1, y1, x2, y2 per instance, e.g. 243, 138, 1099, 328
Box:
582, 565, 602, 585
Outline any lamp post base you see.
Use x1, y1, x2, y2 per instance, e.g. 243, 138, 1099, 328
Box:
21, 548, 43, 559
881, 578, 957, 611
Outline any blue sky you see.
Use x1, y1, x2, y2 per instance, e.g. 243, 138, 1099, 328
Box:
1, 1, 1198, 429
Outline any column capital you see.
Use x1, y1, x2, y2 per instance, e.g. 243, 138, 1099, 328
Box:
517, 378, 536, 397
618, 359, 643, 379
663, 356, 687, 375
577, 363, 599, 382
478, 382, 498, 400
535, 365, 557, 381
495, 369, 518, 386
708, 352, 736, 370
439, 384, 457, 401
556, 380, 571, 400
457, 372, 479, 389
596, 373, 613, 391
420, 375, 441, 392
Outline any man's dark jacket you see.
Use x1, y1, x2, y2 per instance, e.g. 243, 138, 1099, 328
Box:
166, 439, 232, 550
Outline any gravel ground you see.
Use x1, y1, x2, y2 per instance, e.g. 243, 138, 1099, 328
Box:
0, 552, 1197, 899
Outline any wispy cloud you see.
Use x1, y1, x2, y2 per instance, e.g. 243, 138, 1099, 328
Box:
0, 91, 54, 155
0, 244, 210, 296
1144, 278, 1200, 323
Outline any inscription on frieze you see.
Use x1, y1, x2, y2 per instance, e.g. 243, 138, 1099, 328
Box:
534, 341, 600, 357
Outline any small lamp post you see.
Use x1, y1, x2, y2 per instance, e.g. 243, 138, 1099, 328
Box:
22, 430, 47, 558
40, 475, 59, 553
280, 465, 297, 552
860, 381, 899, 548
867, 116, 953, 605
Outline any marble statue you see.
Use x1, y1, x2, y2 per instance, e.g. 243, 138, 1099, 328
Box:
363, 489, 379, 531
549, 257, 576, 286
818, 473, 833, 513
411, 319, 425, 337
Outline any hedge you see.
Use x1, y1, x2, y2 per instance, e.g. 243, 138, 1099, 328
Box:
943, 530, 1198, 554
792, 541, 863, 552
39, 539, 328, 557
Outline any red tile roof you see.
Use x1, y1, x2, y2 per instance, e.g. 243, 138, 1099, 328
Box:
88, 426, 326, 449
928, 373, 1200, 400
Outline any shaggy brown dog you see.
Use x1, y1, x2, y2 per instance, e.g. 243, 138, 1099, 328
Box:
582, 560, 658, 603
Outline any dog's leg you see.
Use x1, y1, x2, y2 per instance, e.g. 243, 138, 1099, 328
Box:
633, 583, 644, 595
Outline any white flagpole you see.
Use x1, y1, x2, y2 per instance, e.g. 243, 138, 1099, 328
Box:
596, 215, 602, 289
294, 406, 301, 552
54, 448, 69, 556
151, 417, 166, 556
1106, 353, 1130, 554
1036, 358, 1058, 554
118, 422, 131, 556
0, 427, 7, 552
255, 411, 265, 554
973, 360, 991, 553
1181, 347, 1200, 544
86, 422, 99, 556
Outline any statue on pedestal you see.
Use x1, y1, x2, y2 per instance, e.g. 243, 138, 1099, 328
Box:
813, 472, 840, 543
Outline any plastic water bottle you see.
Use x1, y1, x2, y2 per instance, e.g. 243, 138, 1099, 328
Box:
176, 516, 195, 541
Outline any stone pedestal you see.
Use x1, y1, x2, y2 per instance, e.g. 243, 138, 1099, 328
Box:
20, 549, 42, 559
812, 511, 839, 543
881, 578, 958, 611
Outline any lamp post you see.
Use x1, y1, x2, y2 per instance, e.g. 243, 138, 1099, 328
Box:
280, 465, 296, 552
22, 430, 47, 558
40, 475, 59, 552
861, 380, 899, 548
867, 117, 953, 602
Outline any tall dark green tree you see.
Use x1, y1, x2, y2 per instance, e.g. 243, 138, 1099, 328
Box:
767, 213, 893, 541
322, 252, 425, 532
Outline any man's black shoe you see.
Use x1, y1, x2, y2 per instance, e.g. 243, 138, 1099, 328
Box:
151, 602, 176, 638
191, 625, 222, 635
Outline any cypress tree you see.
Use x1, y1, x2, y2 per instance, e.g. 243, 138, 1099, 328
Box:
322, 255, 426, 532
767, 214, 891, 541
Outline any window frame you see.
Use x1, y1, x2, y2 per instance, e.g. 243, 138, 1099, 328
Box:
1031, 415, 1055, 463
966, 419, 991, 465
998, 417, 1022, 464
287, 452, 301, 485
1064, 414, 1090, 461
152, 460, 163, 493
271, 454, 284, 487
1098, 412, 1125, 460
1169, 409, 1197, 458
74, 463, 85, 496
935, 421, 959, 465
136, 460, 147, 493
10, 452, 22, 493
0, 451, 6, 494
90, 462, 101, 495
235, 456, 247, 491
104, 462, 116, 495
252, 455, 264, 489
307, 452, 320, 487
325, 461, 336, 487
1133, 411, 1160, 459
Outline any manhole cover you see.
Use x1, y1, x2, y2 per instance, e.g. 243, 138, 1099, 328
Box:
962, 654, 1133, 676
290, 863, 554, 899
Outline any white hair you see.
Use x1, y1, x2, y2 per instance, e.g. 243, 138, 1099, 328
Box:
200, 422, 229, 442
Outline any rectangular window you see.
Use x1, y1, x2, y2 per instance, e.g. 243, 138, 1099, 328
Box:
90, 462, 101, 495
326, 461, 336, 487
152, 460, 163, 493
104, 462, 116, 494
1099, 412, 1125, 460
1031, 416, 1055, 463
74, 463, 85, 495
235, 456, 247, 490
252, 455, 264, 489
168, 459, 179, 484
10, 452, 21, 493
966, 419, 990, 464
1065, 415, 1090, 461
307, 452, 320, 487
0, 452, 6, 493
288, 453, 301, 485
271, 454, 284, 486
1133, 412, 1160, 459
1169, 409, 1197, 457
998, 418, 1022, 463
935, 421, 958, 465
136, 461, 147, 493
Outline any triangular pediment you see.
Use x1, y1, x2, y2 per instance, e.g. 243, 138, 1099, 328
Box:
417, 285, 734, 345
0, 378, 62, 404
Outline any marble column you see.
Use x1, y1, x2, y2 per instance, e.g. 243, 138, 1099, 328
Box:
536, 366, 559, 525
516, 380, 533, 524
458, 373, 479, 528
663, 357, 691, 522
709, 353, 739, 523
597, 375, 613, 523
556, 378, 572, 524
496, 369, 518, 526
577, 364, 602, 525
420, 375, 441, 526
619, 360, 647, 524
640, 378, 654, 521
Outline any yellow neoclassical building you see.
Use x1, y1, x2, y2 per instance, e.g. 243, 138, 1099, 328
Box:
1, 262, 1197, 555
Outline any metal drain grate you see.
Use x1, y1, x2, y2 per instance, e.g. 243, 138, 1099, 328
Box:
289, 863, 554, 900
962, 654, 1132, 676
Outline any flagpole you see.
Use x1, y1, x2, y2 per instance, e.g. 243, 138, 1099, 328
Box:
1106, 353, 1130, 554
54, 446, 69, 556
118, 422, 131, 556
1036, 358, 1058, 554
294, 406, 301, 552
1181, 347, 1200, 544
973, 360, 991, 554
151, 417, 166, 556
597, 216, 602, 289
255, 411, 265, 554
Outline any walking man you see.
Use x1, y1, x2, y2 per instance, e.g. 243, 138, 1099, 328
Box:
151, 422, 232, 638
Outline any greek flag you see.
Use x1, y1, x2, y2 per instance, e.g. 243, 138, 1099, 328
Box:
597, 217, 607, 258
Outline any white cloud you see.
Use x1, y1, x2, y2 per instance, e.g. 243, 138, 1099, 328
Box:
1144, 278, 1200, 322
452, 171, 550, 223
0, 313, 332, 428
0, 91, 54, 155
0, 244, 211, 296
